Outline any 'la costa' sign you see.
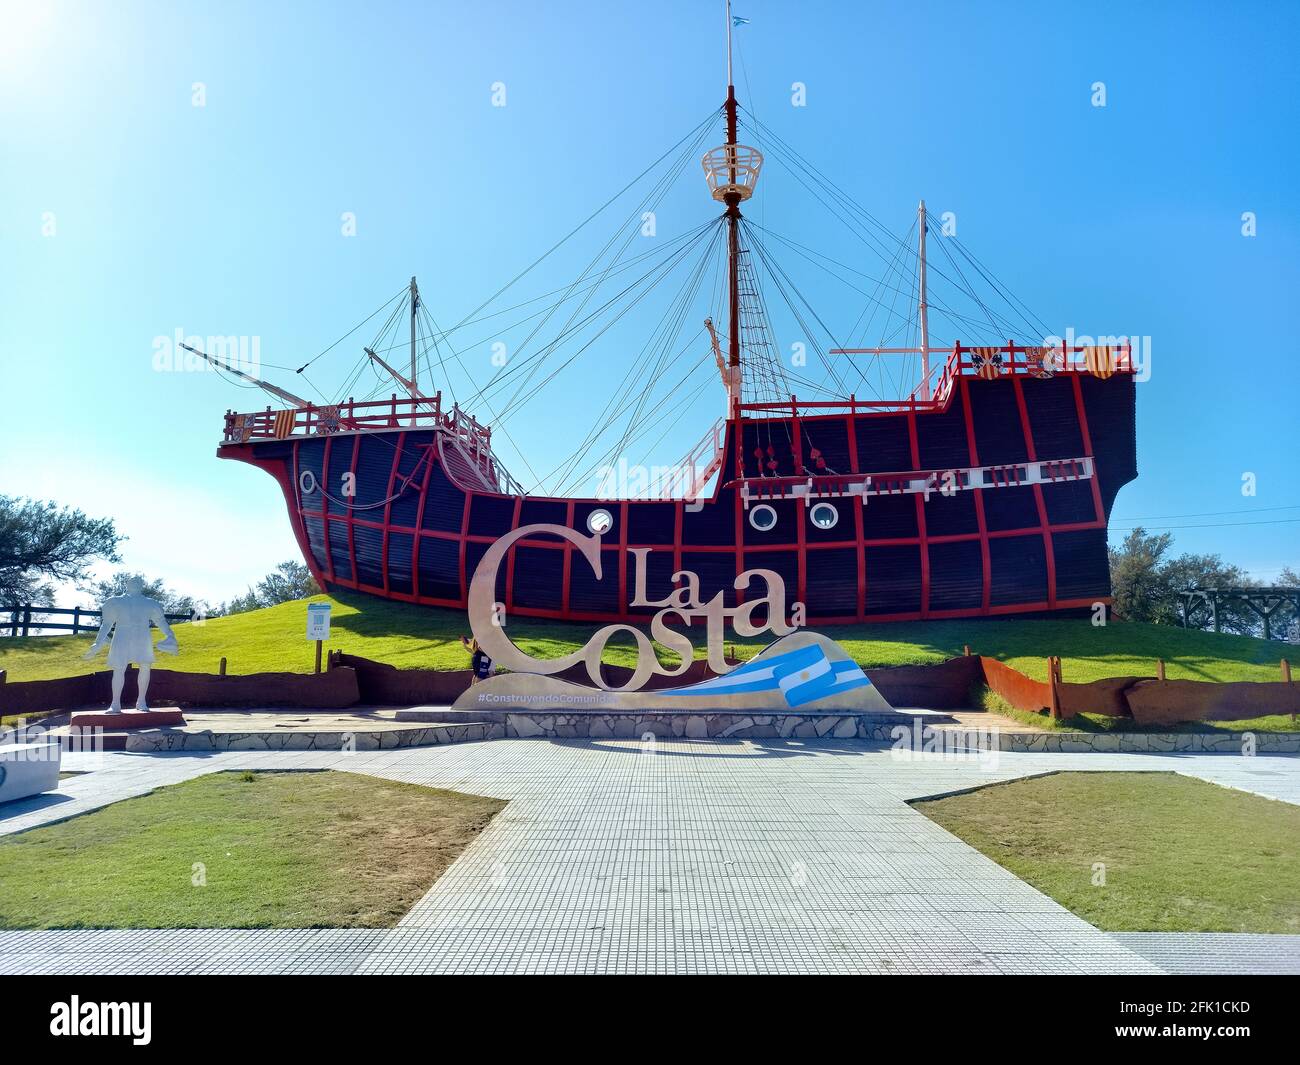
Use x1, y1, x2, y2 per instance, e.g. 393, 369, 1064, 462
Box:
467, 523, 803, 691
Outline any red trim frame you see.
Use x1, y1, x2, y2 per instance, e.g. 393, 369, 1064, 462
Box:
561, 500, 575, 615
379, 433, 405, 596
409, 442, 437, 599
1072, 374, 1107, 524
1012, 375, 1057, 608
958, 378, 993, 612
617, 500, 629, 609
505, 495, 523, 614
845, 414, 866, 621
453, 438, 472, 602
906, 411, 931, 617
346, 433, 360, 585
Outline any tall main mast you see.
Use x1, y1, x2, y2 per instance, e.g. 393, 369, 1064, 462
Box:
725, 87, 740, 376
408, 275, 419, 393
409, 275, 420, 427
702, 0, 763, 414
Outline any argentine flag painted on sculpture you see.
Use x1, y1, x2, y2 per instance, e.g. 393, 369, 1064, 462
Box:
662, 644, 872, 709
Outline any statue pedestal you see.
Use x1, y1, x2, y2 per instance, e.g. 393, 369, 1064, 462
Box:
69, 708, 186, 731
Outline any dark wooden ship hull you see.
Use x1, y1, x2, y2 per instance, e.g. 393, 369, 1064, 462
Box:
219, 361, 1137, 626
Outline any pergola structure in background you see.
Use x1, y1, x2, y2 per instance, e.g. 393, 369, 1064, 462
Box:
1179, 586, 1300, 640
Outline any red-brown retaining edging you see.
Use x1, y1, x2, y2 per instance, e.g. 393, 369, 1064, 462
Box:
980, 657, 1148, 719
1, 672, 100, 716
3, 652, 1294, 724
865, 656, 984, 709
978, 657, 1296, 723
1124, 679, 1300, 726
1, 667, 360, 713
1059, 677, 1150, 718
339, 654, 740, 705
980, 657, 1053, 714
144, 668, 360, 709
335, 653, 471, 705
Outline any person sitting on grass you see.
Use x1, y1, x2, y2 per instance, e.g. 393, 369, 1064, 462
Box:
460, 634, 494, 684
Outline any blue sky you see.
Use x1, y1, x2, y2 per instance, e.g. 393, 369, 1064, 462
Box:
3, 0, 1297, 605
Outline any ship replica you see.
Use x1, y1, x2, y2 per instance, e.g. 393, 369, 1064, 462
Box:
204, 8, 1136, 627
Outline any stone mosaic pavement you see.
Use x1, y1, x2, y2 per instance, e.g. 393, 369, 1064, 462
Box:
1112, 933, 1300, 975
0, 740, 1296, 974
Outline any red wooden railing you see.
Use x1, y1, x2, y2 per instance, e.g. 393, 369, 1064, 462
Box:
223, 342, 1134, 444
738, 342, 1136, 416
668, 417, 727, 500
222, 391, 493, 450
220, 391, 529, 495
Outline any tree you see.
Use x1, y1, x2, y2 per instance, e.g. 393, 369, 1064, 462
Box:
90, 571, 206, 619
1108, 528, 1175, 623
254, 560, 320, 605
0, 496, 122, 609
220, 589, 262, 616
217, 561, 321, 616
1161, 552, 1257, 635
1108, 526, 1296, 637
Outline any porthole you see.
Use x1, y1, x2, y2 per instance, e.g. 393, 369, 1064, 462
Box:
586, 508, 614, 535
809, 501, 839, 531
748, 504, 778, 532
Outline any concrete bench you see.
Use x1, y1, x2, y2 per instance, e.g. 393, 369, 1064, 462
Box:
0, 740, 62, 803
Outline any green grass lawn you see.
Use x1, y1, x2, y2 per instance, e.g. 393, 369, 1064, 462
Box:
1073, 712, 1300, 734
0, 770, 505, 929
1, 709, 61, 729
915, 771, 1300, 933
0, 590, 1290, 684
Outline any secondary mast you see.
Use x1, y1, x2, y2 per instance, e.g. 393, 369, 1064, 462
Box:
408, 276, 419, 392
180, 342, 310, 408
408, 275, 420, 426
829, 200, 938, 403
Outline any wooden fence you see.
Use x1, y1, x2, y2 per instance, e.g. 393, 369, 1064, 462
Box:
3, 606, 197, 639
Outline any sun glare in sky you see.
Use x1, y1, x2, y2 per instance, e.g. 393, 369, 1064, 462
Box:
0, 0, 56, 73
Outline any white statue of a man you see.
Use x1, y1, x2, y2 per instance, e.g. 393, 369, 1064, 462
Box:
82, 577, 179, 712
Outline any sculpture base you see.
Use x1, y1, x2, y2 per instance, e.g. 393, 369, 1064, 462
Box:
452, 632, 896, 715
69, 707, 186, 731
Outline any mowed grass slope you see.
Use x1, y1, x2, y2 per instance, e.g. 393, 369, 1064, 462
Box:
916, 772, 1300, 933
0, 591, 1289, 683
0, 770, 505, 929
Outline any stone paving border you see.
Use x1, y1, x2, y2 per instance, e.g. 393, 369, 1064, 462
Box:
124, 721, 502, 752
103, 710, 1300, 753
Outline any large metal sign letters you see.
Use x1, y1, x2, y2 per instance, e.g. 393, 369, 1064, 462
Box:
467, 523, 797, 692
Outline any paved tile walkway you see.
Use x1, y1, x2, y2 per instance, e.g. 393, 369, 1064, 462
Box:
1112, 933, 1300, 975
1, 740, 1296, 974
